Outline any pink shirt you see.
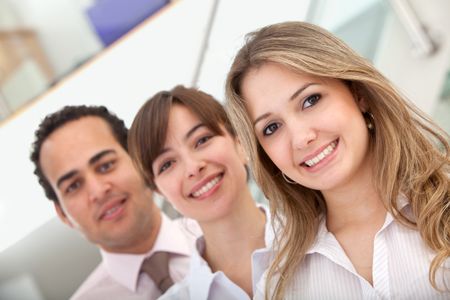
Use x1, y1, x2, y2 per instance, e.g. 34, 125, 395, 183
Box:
71, 214, 200, 300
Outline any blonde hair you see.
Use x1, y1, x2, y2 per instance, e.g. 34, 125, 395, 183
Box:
225, 21, 450, 299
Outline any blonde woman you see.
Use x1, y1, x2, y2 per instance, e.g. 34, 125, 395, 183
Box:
225, 21, 449, 299
128, 86, 273, 299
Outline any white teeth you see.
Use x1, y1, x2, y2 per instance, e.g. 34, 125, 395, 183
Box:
104, 206, 119, 217
305, 141, 337, 167
192, 175, 221, 198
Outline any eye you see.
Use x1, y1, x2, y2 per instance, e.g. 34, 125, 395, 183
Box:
195, 135, 213, 148
97, 160, 115, 173
302, 94, 321, 109
158, 160, 175, 174
65, 180, 81, 194
263, 123, 281, 136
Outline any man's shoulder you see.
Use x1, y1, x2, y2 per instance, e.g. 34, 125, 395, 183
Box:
70, 262, 114, 300
71, 261, 147, 299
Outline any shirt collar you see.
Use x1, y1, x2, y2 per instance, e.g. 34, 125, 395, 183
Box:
307, 195, 411, 256
185, 204, 273, 299
100, 213, 192, 292
258, 204, 274, 247
305, 215, 339, 256
251, 205, 276, 293
186, 237, 215, 300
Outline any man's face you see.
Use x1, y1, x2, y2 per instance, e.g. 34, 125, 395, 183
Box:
40, 116, 156, 253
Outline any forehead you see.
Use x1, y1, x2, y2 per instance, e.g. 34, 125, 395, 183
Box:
169, 104, 199, 124
39, 116, 122, 183
165, 105, 200, 140
165, 104, 229, 144
241, 63, 343, 117
242, 64, 311, 112
243, 63, 319, 95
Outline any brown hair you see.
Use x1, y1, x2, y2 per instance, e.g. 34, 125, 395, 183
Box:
128, 85, 235, 189
225, 21, 449, 299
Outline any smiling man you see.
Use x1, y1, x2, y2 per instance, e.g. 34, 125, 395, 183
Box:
30, 105, 198, 300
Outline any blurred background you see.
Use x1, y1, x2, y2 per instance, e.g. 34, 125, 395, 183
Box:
0, 0, 449, 299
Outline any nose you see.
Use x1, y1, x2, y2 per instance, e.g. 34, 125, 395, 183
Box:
288, 118, 317, 150
184, 154, 206, 179
87, 175, 111, 203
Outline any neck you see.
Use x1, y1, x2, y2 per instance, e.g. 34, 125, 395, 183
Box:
136, 206, 162, 253
200, 188, 266, 295
201, 189, 266, 263
322, 157, 386, 232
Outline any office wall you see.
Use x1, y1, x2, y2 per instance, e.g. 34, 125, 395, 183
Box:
0, 0, 214, 267
0, 1, 214, 298
0, 0, 448, 299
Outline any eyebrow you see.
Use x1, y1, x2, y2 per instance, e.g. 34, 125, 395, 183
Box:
185, 123, 204, 140
56, 149, 116, 188
56, 170, 77, 189
252, 82, 319, 127
156, 123, 205, 157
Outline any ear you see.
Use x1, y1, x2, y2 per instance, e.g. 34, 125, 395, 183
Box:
54, 202, 74, 228
357, 97, 369, 113
348, 81, 369, 113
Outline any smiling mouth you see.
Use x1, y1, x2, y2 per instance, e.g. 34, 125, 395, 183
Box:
302, 139, 338, 168
190, 174, 223, 198
99, 199, 126, 220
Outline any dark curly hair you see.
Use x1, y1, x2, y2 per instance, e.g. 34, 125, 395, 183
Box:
30, 105, 128, 203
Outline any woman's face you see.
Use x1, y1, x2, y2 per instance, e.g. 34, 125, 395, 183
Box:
152, 104, 248, 222
241, 63, 371, 194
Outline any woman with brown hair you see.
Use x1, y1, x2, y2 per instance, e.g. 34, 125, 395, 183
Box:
128, 85, 273, 299
225, 21, 449, 299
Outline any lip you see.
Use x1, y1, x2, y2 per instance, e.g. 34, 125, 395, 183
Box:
188, 172, 224, 200
299, 138, 339, 172
97, 197, 127, 221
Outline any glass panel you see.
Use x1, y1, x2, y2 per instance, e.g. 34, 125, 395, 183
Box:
0, 0, 169, 122
309, 0, 389, 62
434, 70, 450, 133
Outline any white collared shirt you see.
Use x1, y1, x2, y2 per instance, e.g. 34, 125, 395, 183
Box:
159, 206, 274, 300
71, 214, 201, 300
255, 197, 450, 300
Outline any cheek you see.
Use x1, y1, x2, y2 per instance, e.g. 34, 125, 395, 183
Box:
259, 138, 289, 168
63, 205, 84, 227
155, 176, 182, 206
63, 197, 85, 216
225, 148, 248, 175
210, 141, 239, 166
333, 98, 364, 125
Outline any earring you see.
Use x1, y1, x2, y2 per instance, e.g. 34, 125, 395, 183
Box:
363, 112, 375, 131
244, 164, 251, 182
282, 173, 297, 184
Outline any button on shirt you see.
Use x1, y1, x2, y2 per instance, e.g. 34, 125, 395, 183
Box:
159, 206, 274, 300
71, 214, 201, 300
255, 197, 450, 300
